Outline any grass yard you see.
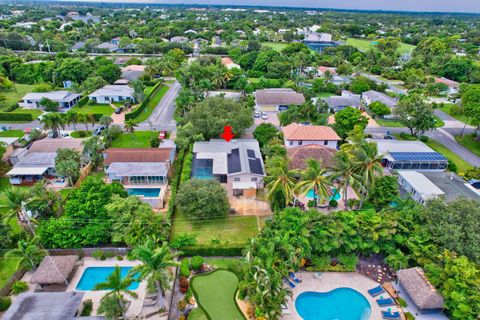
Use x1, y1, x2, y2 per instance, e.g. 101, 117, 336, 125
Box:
317, 92, 338, 98
455, 134, 480, 158
73, 103, 114, 116
110, 131, 158, 148
346, 38, 416, 55
191, 270, 245, 320
0, 130, 24, 137
0, 83, 37, 109
0, 256, 21, 289
438, 104, 473, 125
376, 116, 444, 128
188, 308, 208, 320
425, 139, 472, 172
261, 41, 289, 52
172, 209, 265, 247
204, 258, 244, 269
130, 85, 169, 123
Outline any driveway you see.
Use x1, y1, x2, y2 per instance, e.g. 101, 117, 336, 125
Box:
141, 80, 180, 130
254, 111, 280, 127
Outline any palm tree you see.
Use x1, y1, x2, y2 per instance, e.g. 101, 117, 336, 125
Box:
1, 187, 30, 222
223, 69, 234, 88
99, 115, 113, 129
5, 240, 44, 270
295, 159, 332, 207
352, 142, 384, 208
264, 156, 298, 207
124, 119, 138, 133
40, 112, 65, 138
131, 241, 178, 298
332, 151, 364, 208
64, 110, 78, 131
77, 113, 89, 130
82, 136, 105, 168
95, 265, 138, 319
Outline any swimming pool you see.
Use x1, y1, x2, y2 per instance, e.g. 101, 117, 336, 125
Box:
295, 288, 371, 320
76, 266, 139, 291
127, 188, 160, 198
306, 188, 341, 201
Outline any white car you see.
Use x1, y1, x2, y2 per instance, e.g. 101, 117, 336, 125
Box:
254, 111, 261, 118
261, 112, 268, 120
37, 112, 50, 121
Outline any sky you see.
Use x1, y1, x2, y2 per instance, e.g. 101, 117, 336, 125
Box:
66, 0, 480, 14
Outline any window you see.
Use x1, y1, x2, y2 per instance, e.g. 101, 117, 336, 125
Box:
299, 141, 303, 145
234, 178, 240, 182
324, 140, 328, 145
251, 178, 257, 182
289, 141, 293, 145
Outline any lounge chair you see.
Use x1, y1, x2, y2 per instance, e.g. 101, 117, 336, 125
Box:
377, 298, 395, 307
289, 272, 302, 283
382, 311, 400, 320
368, 285, 385, 297
284, 278, 295, 288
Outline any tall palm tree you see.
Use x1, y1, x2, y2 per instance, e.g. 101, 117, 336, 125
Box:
264, 156, 298, 207
40, 112, 65, 138
77, 113, 89, 130
82, 136, 105, 169
95, 265, 138, 318
332, 151, 364, 208
352, 142, 384, 208
223, 69, 234, 88
64, 110, 78, 131
295, 159, 332, 207
124, 119, 138, 133
1, 187, 30, 222
131, 241, 178, 297
5, 240, 44, 270
99, 115, 113, 129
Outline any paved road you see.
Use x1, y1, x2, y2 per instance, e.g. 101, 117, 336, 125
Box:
140, 80, 180, 131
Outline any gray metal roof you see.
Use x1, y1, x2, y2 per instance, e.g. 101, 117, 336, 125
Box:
14, 152, 56, 167
362, 90, 398, 108
422, 171, 480, 201
322, 95, 361, 108
2, 292, 85, 320
107, 162, 167, 177
89, 85, 134, 98
22, 91, 80, 103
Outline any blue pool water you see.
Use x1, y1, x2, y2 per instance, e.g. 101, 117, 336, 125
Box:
307, 188, 341, 201
127, 188, 160, 197
295, 288, 371, 320
76, 266, 139, 291
192, 167, 214, 179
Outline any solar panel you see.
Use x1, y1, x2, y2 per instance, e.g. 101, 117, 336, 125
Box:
389, 152, 447, 161
227, 148, 242, 173
248, 158, 264, 175
247, 149, 256, 158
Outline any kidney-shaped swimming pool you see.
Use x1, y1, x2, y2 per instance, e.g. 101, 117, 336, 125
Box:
295, 288, 371, 320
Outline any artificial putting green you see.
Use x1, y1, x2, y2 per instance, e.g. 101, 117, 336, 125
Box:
191, 269, 245, 320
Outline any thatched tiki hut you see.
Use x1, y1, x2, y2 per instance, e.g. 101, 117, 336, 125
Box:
396, 267, 445, 314
30, 255, 79, 292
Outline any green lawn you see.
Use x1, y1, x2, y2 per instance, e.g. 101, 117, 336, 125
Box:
0, 130, 24, 137
317, 92, 337, 98
438, 104, 473, 125
0, 177, 33, 207
172, 209, 265, 247
0, 256, 20, 289
425, 139, 472, 172
189, 308, 208, 320
110, 131, 158, 148
346, 38, 416, 55
204, 258, 244, 269
376, 116, 444, 128
191, 270, 245, 320
130, 86, 169, 123
261, 42, 289, 52
0, 84, 37, 109
73, 103, 114, 116
455, 134, 480, 158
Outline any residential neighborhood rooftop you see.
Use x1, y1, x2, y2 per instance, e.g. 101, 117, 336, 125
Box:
282, 123, 341, 141
22, 91, 80, 102
362, 90, 398, 108
89, 85, 134, 97
398, 171, 445, 198
287, 144, 336, 169
103, 146, 174, 166
397, 267, 445, 310
254, 88, 305, 106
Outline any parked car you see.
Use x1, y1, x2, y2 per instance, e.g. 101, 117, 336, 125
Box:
124, 102, 132, 108
115, 107, 124, 114
93, 126, 106, 136
158, 131, 167, 139
261, 112, 268, 120
384, 135, 396, 140
47, 131, 70, 138
37, 112, 50, 121
254, 111, 261, 118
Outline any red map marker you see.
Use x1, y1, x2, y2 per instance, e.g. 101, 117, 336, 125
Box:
221, 126, 235, 142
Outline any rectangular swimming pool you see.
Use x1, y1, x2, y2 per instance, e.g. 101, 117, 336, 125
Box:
127, 188, 161, 197
191, 158, 214, 179
76, 266, 139, 291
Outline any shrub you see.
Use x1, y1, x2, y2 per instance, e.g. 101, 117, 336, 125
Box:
347, 199, 360, 209
419, 135, 429, 142
92, 249, 104, 260
70, 130, 91, 138
126, 82, 162, 121
179, 277, 189, 294
11, 281, 28, 294
4, 103, 18, 112
171, 233, 198, 249
81, 299, 93, 316
76, 96, 89, 108
0, 296, 11, 312
116, 255, 124, 261
311, 255, 331, 270
190, 256, 204, 270
180, 258, 190, 277
447, 160, 458, 173
150, 136, 160, 148
307, 200, 316, 208
178, 299, 187, 311
338, 254, 358, 272
397, 297, 408, 308
0, 113, 33, 121
405, 312, 415, 320
329, 199, 338, 208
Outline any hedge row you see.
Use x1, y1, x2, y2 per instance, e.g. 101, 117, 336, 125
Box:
180, 145, 193, 183
0, 112, 33, 121
125, 82, 163, 121
180, 246, 244, 257
76, 96, 89, 108
167, 147, 187, 219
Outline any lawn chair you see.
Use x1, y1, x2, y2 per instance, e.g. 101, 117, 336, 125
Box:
382, 311, 400, 320
284, 278, 295, 289
377, 298, 395, 307
289, 272, 302, 283
368, 285, 385, 297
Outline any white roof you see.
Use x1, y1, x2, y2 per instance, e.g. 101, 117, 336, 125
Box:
367, 139, 435, 154
22, 91, 80, 102
7, 166, 49, 176
89, 85, 134, 98
399, 171, 445, 197
14, 152, 56, 167
0, 137, 18, 145
107, 162, 167, 177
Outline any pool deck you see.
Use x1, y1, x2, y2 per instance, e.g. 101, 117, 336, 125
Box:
66, 257, 147, 317
283, 272, 395, 320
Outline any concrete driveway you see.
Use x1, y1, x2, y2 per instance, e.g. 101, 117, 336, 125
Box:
254, 111, 280, 127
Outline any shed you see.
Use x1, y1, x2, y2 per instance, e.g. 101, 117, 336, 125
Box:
30, 255, 79, 286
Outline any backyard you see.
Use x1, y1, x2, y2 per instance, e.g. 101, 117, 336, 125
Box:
261, 42, 288, 52
0, 83, 44, 120
191, 269, 245, 320
346, 38, 416, 54
110, 131, 159, 148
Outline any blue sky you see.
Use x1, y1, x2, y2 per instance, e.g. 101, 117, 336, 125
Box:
70, 0, 480, 13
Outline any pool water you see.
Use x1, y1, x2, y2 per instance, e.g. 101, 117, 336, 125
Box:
296, 288, 371, 320
127, 188, 160, 197
76, 266, 139, 291
306, 188, 341, 201
192, 167, 213, 179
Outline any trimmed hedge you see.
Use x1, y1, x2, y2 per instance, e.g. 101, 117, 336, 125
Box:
180, 145, 193, 183
76, 96, 89, 108
180, 246, 244, 257
167, 147, 187, 219
125, 82, 162, 121
0, 112, 33, 121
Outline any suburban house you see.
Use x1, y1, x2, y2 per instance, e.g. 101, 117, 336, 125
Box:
317, 66, 337, 77
282, 123, 340, 149
120, 65, 145, 81
88, 85, 135, 104
368, 139, 448, 171
6, 139, 84, 185
170, 36, 189, 43
302, 32, 338, 52
19, 91, 81, 109
396, 267, 445, 314
434, 77, 460, 94
221, 57, 241, 69
398, 170, 480, 205
287, 144, 336, 170
0, 137, 20, 161
322, 91, 361, 112
254, 88, 305, 112
362, 90, 398, 110
192, 139, 265, 196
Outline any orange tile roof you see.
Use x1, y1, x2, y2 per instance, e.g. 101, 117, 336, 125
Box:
318, 66, 337, 75
221, 57, 234, 65
282, 123, 341, 141
434, 77, 459, 88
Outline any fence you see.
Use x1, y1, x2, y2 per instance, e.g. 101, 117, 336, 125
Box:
74, 162, 93, 188
47, 247, 130, 256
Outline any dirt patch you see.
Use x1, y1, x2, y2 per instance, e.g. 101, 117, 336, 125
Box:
357, 255, 396, 284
